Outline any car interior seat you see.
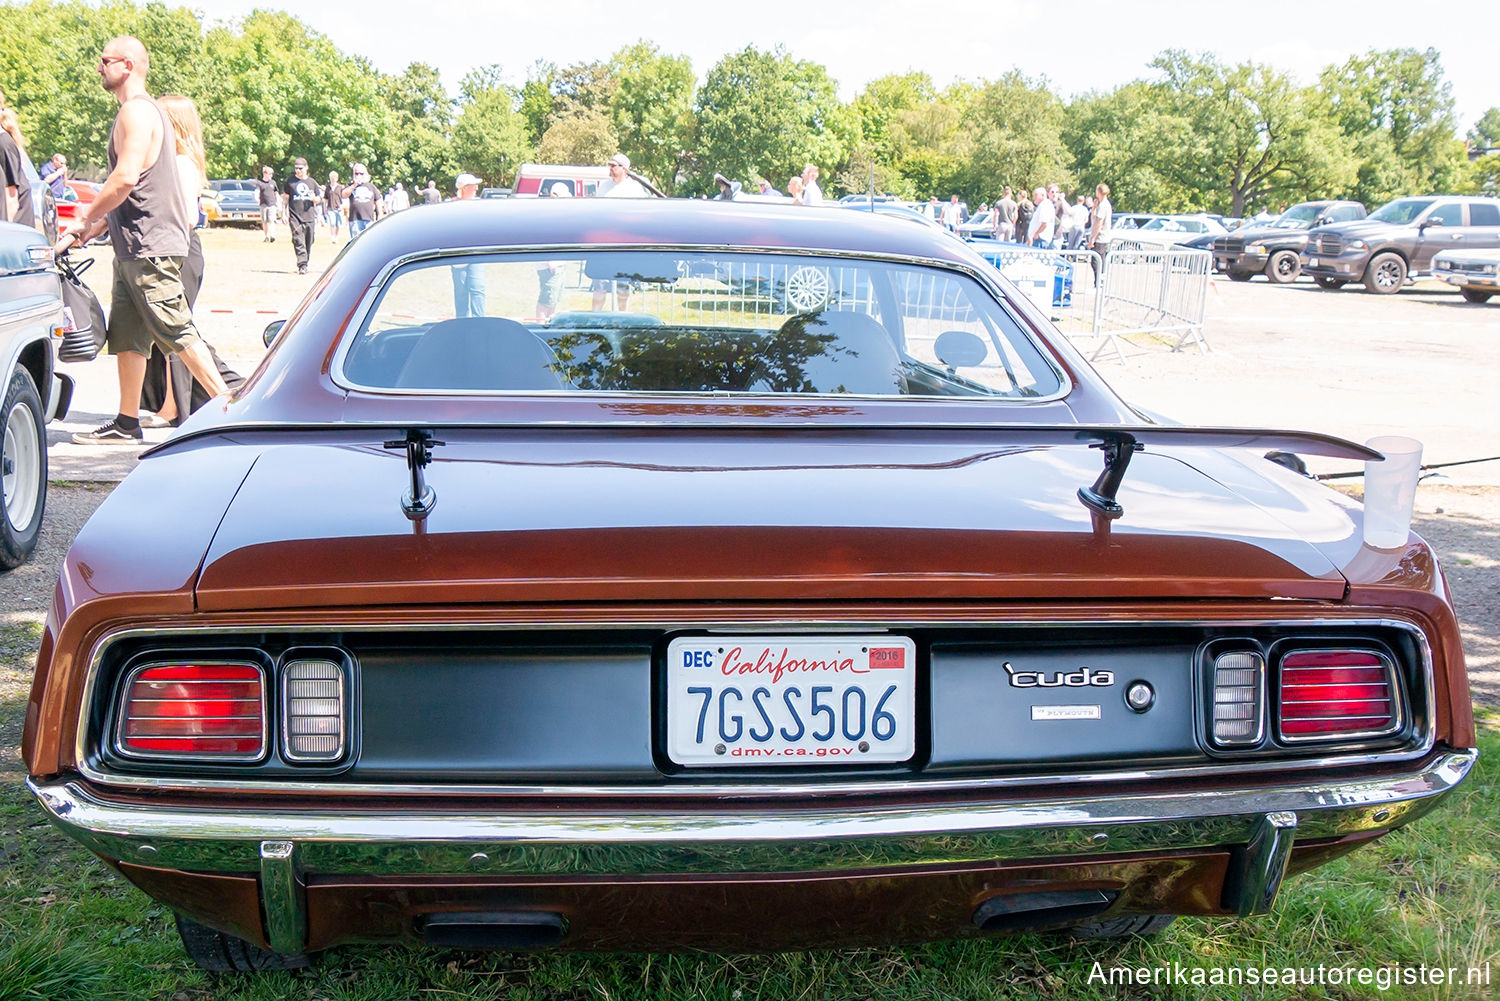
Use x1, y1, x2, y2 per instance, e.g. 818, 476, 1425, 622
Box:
395, 317, 564, 391
765, 310, 906, 394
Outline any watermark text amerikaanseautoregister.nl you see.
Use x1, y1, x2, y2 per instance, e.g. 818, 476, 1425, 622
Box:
1089, 961, 1491, 991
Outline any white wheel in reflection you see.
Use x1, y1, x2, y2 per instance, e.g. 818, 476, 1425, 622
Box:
785, 266, 830, 312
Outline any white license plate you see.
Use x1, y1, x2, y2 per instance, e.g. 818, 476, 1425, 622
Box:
1307, 257, 1319, 267
666, 635, 916, 766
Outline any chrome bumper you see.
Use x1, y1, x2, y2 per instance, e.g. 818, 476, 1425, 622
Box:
1440, 272, 1499, 288
29, 749, 1475, 953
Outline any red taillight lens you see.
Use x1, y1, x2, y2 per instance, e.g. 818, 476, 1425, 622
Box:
1277, 650, 1399, 741
117, 663, 266, 759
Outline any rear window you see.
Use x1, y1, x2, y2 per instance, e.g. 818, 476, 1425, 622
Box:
338, 250, 1064, 399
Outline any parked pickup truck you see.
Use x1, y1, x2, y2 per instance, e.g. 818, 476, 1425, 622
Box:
1301, 195, 1500, 294
1212, 200, 1365, 283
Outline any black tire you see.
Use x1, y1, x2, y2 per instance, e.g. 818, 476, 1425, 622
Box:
1, 366, 47, 570
1313, 276, 1346, 290
174, 914, 311, 972
1266, 250, 1300, 284
1460, 288, 1494, 304
1067, 915, 1177, 939
1363, 253, 1407, 294
1226, 270, 1254, 282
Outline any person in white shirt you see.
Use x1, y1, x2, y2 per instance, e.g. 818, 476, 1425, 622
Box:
1068, 196, 1091, 249
1027, 187, 1055, 247
800, 163, 822, 205
599, 152, 649, 198
594, 153, 649, 309
940, 194, 963, 231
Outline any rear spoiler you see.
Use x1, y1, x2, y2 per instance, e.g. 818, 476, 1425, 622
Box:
145, 421, 1380, 521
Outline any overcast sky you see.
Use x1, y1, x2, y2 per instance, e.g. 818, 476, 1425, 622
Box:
186, 0, 1495, 133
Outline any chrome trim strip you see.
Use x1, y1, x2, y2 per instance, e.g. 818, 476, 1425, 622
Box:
326, 244, 1072, 404
29, 750, 1475, 877
71, 618, 1437, 797
259, 841, 306, 954
1228, 812, 1298, 916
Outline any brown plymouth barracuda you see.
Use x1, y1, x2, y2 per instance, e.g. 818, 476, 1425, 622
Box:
23, 200, 1475, 970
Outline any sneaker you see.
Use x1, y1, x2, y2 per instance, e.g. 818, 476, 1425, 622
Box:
298, 264, 308, 274
72, 418, 143, 445
139, 413, 174, 429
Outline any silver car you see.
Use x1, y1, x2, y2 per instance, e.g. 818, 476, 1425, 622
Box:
1431, 247, 1500, 304
0, 221, 69, 568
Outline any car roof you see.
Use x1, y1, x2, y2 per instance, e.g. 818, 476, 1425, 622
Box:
338, 198, 983, 273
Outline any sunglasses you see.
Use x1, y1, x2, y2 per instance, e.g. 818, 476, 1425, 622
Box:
98, 56, 129, 67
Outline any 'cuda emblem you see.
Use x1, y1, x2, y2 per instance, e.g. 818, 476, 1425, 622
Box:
1004, 662, 1115, 689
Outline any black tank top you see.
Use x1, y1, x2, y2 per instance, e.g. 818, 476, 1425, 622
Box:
106, 96, 189, 261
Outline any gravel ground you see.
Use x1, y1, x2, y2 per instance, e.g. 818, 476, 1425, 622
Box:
3, 226, 1497, 709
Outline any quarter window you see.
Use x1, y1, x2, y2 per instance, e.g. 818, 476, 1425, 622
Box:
1468, 203, 1500, 227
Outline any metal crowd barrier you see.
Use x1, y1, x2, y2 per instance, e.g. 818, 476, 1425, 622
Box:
1088, 245, 1213, 362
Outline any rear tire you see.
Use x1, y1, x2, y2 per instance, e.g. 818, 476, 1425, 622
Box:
1067, 915, 1177, 939
1460, 288, 1494, 304
1266, 250, 1300, 284
174, 914, 311, 972
1313, 276, 1346, 290
1226, 270, 1254, 282
1, 367, 46, 569
1363, 253, 1406, 294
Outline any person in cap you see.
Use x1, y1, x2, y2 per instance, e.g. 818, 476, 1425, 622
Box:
593, 153, 649, 309
450, 172, 486, 317
344, 163, 383, 239
281, 156, 322, 273
600, 153, 648, 198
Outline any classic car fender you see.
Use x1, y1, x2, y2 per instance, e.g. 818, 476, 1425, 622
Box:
22, 446, 263, 776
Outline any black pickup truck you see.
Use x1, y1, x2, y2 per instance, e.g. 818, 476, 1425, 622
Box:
1212, 201, 1365, 283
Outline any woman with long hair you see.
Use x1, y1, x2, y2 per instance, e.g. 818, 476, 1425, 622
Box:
139, 94, 241, 427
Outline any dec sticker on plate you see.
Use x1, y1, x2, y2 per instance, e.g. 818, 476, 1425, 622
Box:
666, 636, 916, 767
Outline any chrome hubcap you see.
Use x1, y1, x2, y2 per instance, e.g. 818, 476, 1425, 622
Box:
3, 399, 41, 532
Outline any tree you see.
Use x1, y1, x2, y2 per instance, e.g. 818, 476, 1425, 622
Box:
380, 62, 457, 189
1320, 49, 1469, 205
947, 72, 1071, 205
535, 109, 617, 166
694, 46, 847, 195
197, 11, 392, 181
608, 41, 694, 192
1468, 108, 1500, 148
1065, 53, 1353, 215
453, 71, 528, 186
0, 0, 206, 174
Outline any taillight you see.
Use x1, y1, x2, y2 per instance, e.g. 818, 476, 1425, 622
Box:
281, 658, 347, 762
117, 663, 267, 760
1210, 650, 1265, 747
1277, 649, 1401, 741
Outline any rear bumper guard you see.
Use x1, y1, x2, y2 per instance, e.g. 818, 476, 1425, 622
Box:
29, 749, 1475, 954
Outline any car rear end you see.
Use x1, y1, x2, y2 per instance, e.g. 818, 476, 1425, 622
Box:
23, 428, 1476, 956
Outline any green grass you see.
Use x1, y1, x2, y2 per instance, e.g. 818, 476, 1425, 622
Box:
3, 621, 1495, 1001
